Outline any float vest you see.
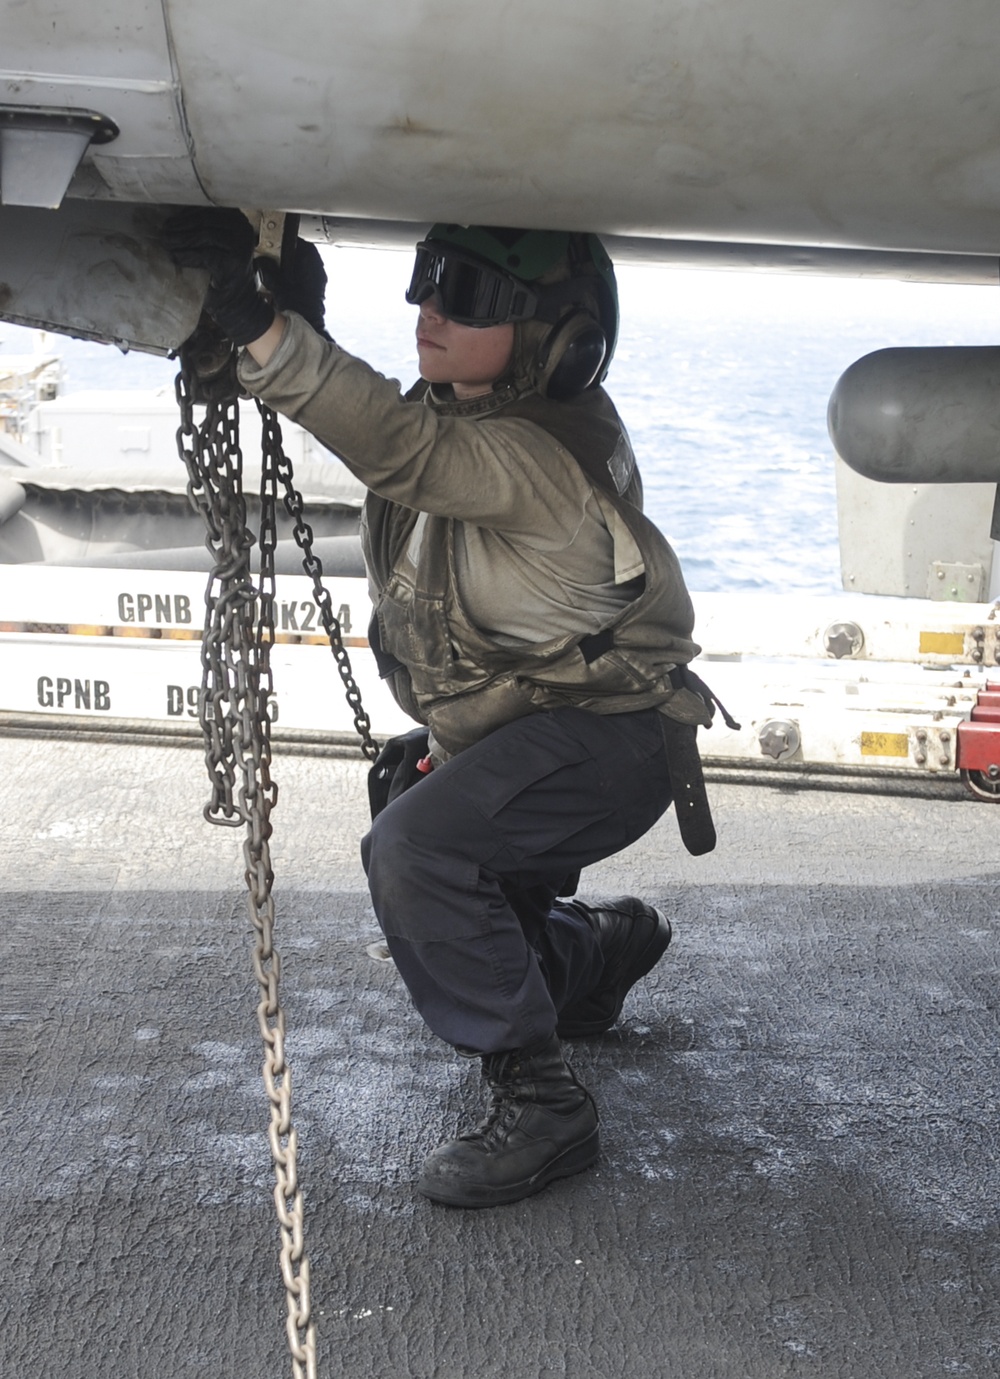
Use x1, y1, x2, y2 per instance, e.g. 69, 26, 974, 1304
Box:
363, 385, 710, 758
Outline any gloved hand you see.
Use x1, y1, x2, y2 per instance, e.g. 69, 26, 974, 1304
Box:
256, 238, 329, 337
163, 207, 276, 346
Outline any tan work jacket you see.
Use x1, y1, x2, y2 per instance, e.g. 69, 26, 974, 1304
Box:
239, 313, 709, 758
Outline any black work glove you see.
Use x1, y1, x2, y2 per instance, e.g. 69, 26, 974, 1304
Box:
256, 238, 329, 337
163, 207, 276, 346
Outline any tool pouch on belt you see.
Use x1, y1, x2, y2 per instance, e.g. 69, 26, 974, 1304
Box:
367, 726, 431, 821
662, 666, 741, 857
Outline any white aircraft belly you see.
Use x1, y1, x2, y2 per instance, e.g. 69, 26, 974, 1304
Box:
1, 0, 999, 255
0, 0, 203, 202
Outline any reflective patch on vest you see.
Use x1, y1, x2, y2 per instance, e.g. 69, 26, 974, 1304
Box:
606, 434, 635, 496
595, 493, 645, 584
402, 511, 429, 574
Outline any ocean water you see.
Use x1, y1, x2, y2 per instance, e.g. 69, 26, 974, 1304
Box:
3, 251, 998, 595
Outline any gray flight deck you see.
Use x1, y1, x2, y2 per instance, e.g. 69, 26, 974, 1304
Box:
2, 729, 997, 1378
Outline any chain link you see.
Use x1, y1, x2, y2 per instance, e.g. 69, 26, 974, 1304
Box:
175, 345, 330, 1379
256, 400, 380, 761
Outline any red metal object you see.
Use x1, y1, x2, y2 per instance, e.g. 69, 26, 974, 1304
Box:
970, 691, 1000, 719
957, 680, 1000, 799
956, 720, 1000, 770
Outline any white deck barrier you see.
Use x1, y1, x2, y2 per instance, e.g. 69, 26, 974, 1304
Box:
0, 566, 997, 780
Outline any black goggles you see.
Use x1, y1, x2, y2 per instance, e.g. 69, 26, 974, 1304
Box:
405, 242, 539, 327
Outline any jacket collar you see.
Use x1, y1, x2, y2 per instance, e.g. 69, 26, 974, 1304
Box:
424, 376, 534, 419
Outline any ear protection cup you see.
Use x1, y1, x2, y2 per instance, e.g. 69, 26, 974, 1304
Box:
533, 309, 608, 400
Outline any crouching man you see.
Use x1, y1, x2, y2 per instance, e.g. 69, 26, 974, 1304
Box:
166, 213, 715, 1207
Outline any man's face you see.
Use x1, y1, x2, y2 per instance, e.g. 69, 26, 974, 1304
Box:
415, 295, 515, 399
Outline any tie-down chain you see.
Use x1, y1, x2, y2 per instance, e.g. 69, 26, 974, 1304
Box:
174, 337, 378, 1379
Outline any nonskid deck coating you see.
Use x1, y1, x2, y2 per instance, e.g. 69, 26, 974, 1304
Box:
1, 734, 997, 1378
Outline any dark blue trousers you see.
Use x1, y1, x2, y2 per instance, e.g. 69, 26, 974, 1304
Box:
361, 706, 673, 1054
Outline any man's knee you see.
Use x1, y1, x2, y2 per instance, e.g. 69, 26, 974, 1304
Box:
362, 803, 408, 890
362, 791, 446, 920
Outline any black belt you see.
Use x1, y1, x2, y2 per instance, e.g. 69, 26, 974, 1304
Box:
662, 666, 742, 857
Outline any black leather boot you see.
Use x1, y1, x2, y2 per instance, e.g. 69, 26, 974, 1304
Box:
556, 896, 671, 1038
417, 1035, 599, 1208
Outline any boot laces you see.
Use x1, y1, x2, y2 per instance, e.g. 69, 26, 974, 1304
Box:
474, 1090, 522, 1149
462, 1054, 524, 1148
482, 1049, 521, 1084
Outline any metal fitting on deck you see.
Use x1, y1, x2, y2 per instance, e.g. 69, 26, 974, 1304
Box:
824, 622, 864, 658
757, 719, 801, 762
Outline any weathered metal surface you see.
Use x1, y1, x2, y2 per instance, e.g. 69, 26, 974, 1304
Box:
2, 3, 1000, 255
829, 347, 1000, 485
0, 201, 204, 350
5, 4, 1000, 363
309, 217, 1000, 283
0, 0, 203, 203
694, 592, 1000, 664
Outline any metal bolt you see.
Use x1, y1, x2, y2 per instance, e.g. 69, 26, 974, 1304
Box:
758, 719, 801, 762
914, 751, 927, 765
916, 729, 928, 742
940, 730, 951, 743
824, 621, 864, 659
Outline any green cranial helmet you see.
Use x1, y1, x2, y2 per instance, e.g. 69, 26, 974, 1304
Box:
408, 224, 619, 393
